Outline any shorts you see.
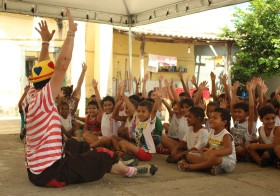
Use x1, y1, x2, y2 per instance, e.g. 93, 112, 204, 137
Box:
220, 156, 236, 173
136, 148, 152, 161
27, 148, 119, 188
258, 149, 277, 161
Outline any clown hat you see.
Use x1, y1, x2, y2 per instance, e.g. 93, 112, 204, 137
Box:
29, 60, 55, 83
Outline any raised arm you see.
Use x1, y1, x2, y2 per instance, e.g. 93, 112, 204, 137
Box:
92, 79, 104, 113
193, 81, 208, 107
72, 62, 87, 100
152, 88, 166, 120
191, 75, 198, 90
133, 76, 139, 95
178, 71, 190, 97
35, 20, 55, 62
111, 98, 127, 122
220, 74, 231, 103
210, 72, 218, 101
141, 73, 148, 99
50, 8, 77, 100
246, 81, 255, 136
164, 79, 174, 101
230, 81, 239, 118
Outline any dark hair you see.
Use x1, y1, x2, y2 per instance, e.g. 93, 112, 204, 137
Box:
33, 79, 50, 90
189, 107, 205, 122
88, 100, 99, 109
270, 92, 276, 99
148, 90, 155, 98
179, 92, 191, 99
129, 99, 139, 109
61, 85, 73, 97
233, 102, 249, 112
138, 100, 153, 112
129, 94, 143, 103
214, 108, 231, 127
145, 98, 155, 103
266, 99, 280, 111
207, 101, 220, 108
218, 93, 226, 99
180, 98, 194, 108
258, 106, 276, 119
60, 101, 69, 108
102, 96, 115, 106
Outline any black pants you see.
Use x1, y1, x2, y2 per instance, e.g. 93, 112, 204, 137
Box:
27, 148, 119, 187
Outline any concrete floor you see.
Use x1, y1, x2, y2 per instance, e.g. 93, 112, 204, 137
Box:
0, 133, 280, 196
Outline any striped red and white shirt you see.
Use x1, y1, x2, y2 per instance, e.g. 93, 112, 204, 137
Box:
22, 83, 62, 174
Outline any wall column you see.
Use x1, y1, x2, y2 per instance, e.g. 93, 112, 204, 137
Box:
94, 24, 113, 97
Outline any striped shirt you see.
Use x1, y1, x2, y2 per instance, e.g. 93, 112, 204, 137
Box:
23, 83, 62, 174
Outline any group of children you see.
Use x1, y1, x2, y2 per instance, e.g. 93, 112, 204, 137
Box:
19, 8, 279, 188
54, 66, 280, 176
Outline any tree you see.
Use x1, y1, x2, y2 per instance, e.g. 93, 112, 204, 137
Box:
220, 0, 280, 83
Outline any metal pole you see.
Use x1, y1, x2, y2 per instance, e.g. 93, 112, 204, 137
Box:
129, 25, 134, 94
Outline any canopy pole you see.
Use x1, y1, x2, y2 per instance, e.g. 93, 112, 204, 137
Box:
128, 25, 134, 95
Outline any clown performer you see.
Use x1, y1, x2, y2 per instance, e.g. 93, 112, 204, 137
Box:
22, 8, 157, 188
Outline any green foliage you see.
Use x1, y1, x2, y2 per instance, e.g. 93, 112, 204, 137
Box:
220, 0, 280, 83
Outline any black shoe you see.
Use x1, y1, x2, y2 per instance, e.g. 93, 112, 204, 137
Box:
135, 164, 158, 176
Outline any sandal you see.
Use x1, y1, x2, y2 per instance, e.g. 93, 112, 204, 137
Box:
211, 166, 225, 176
177, 160, 190, 172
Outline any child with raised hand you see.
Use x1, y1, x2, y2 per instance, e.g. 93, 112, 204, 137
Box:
246, 106, 280, 167
82, 100, 102, 144
57, 62, 87, 114
118, 88, 165, 161
110, 95, 138, 155
161, 79, 193, 161
230, 81, 257, 161
88, 79, 119, 148
178, 108, 236, 175
59, 101, 81, 139
205, 102, 220, 132
170, 107, 209, 161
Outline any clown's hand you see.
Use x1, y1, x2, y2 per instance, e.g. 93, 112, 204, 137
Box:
35, 20, 55, 42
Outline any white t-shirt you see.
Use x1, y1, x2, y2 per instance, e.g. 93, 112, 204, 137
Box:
182, 126, 209, 150
208, 129, 236, 163
134, 116, 156, 153
259, 125, 276, 144
60, 113, 72, 131
101, 113, 119, 137
167, 114, 182, 139
178, 117, 189, 141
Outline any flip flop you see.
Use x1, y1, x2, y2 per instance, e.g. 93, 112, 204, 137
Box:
177, 160, 189, 172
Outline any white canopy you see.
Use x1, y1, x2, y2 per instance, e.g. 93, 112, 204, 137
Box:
0, 0, 248, 26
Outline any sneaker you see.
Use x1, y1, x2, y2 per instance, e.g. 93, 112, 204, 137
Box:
211, 166, 225, 176
122, 158, 139, 167
135, 164, 158, 176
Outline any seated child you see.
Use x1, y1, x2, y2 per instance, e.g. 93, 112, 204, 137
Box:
82, 101, 102, 142
178, 108, 236, 176
246, 106, 280, 167
111, 96, 138, 154
118, 89, 164, 161
205, 102, 219, 132
59, 101, 81, 139
230, 82, 257, 161
170, 107, 209, 161
85, 79, 119, 149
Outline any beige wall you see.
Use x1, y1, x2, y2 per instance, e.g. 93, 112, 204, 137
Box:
113, 32, 195, 82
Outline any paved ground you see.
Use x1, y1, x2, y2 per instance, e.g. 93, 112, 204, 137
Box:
0, 132, 280, 196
